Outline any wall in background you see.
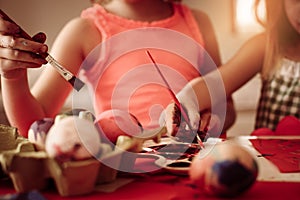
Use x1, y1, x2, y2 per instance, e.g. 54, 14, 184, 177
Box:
1, 0, 91, 47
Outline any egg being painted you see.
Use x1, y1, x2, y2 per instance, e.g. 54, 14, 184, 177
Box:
189, 142, 258, 198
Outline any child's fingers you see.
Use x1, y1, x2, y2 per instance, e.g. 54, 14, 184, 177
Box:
0, 18, 20, 35
199, 111, 211, 132
32, 32, 47, 43
0, 35, 47, 54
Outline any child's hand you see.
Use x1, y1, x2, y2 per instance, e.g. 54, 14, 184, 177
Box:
160, 103, 220, 141
199, 111, 221, 139
159, 102, 181, 136
159, 80, 222, 139
0, 12, 48, 79
160, 83, 200, 135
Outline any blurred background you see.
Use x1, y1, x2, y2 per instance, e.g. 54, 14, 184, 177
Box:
0, 0, 264, 136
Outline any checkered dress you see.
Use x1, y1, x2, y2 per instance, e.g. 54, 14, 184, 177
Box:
255, 58, 300, 130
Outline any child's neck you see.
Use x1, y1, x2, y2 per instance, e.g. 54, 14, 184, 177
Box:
282, 34, 300, 61
280, 17, 300, 61
283, 43, 300, 61
103, 0, 174, 22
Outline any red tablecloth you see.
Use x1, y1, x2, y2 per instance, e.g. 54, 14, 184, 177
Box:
1, 154, 300, 199
1, 175, 300, 200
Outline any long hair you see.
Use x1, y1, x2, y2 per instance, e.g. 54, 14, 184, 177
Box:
254, 0, 295, 78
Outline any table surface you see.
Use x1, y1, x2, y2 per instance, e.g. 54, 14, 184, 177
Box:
1, 136, 300, 200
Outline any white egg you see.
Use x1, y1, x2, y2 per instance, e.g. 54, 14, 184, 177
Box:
45, 116, 102, 162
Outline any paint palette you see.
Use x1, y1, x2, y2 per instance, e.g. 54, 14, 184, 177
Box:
161, 160, 192, 175
142, 141, 201, 175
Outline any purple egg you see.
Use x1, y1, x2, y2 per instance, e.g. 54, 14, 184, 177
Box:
28, 118, 54, 150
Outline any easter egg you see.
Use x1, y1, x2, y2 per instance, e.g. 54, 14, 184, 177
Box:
28, 118, 54, 151
95, 109, 143, 144
189, 142, 258, 197
45, 116, 101, 162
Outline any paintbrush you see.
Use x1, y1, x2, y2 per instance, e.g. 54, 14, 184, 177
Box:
0, 9, 85, 91
146, 50, 204, 149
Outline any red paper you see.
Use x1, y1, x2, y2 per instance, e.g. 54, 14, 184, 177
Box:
251, 116, 300, 136
250, 116, 300, 173
251, 139, 300, 173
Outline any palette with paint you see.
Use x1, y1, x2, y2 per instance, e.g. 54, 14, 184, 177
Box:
141, 139, 202, 175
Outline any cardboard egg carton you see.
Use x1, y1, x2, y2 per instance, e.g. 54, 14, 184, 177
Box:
0, 124, 166, 196
0, 124, 103, 196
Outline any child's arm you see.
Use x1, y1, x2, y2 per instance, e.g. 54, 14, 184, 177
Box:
1, 17, 100, 136
165, 33, 266, 135
190, 9, 237, 132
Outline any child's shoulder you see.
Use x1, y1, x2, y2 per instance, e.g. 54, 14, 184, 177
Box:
190, 8, 209, 19
61, 17, 100, 41
56, 17, 102, 53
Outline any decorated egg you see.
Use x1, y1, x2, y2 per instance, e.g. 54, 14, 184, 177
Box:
95, 109, 143, 144
45, 116, 102, 162
28, 118, 54, 151
189, 142, 258, 197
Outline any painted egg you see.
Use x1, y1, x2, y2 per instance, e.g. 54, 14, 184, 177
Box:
189, 142, 258, 197
45, 116, 102, 162
28, 118, 54, 151
95, 109, 143, 144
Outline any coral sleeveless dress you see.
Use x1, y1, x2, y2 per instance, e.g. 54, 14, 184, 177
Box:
80, 3, 209, 129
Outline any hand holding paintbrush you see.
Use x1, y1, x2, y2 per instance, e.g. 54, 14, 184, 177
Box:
146, 50, 204, 149
0, 9, 84, 91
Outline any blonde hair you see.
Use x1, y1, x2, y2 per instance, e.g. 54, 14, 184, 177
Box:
254, 0, 295, 78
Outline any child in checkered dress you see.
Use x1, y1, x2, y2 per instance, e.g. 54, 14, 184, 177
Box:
163, 0, 300, 135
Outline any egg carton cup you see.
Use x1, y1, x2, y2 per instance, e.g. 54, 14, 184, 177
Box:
0, 124, 166, 196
